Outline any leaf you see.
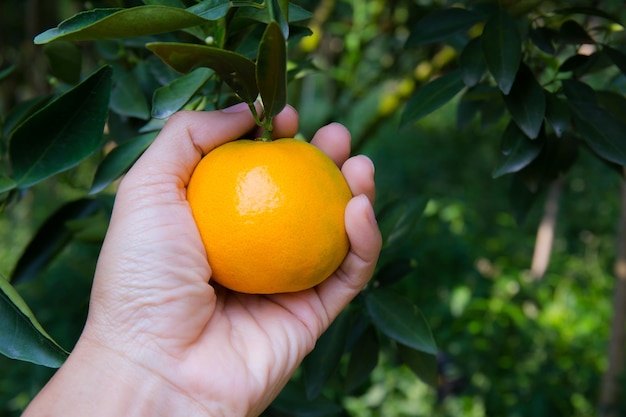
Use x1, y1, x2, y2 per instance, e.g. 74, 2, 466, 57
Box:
9, 66, 112, 188
397, 344, 438, 387
562, 79, 597, 104
271, 380, 342, 417
544, 92, 571, 137
556, 20, 595, 45
568, 101, 626, 166
376, 197, 427, 248
365, 288, 437, 355
0, 65, 15, 81
152, 67, 213, 119
0, 275, 68, 368
405, 7, 483, 47
558, 53, 597, 74
459, 37, 486, 87
89, 132, 158, 194
0, 176, 16, 193
481, 9, 522, 94
554, 7, 623, 27
147, 42, 259, 104
10, 199, 105, 284
110, 70, 150, 120
502, 63, 546, 139
34, 6, 209, 44
257, 21, 287, 119
597, 90, 626, 126
604, 45, 626, 76
43, 41, 82, 85
529, 27, 557, 55
234, 3, 311, 24
2, 95, 52, 139
493, 122, 544, 178
186, 0, 234, 20
268, 0, 289, 39
345, 325, 379, 392
373, 258, 415, 288
401, 69, 465, 126
303, 309, 351, 400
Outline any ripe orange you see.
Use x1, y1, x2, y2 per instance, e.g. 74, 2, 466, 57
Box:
187, 138, 352, 294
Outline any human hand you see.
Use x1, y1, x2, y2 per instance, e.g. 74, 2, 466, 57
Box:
24, 103, 381, 417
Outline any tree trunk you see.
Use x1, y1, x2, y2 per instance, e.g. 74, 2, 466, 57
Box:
599, 170, 626, 417
530, 177, 564, 280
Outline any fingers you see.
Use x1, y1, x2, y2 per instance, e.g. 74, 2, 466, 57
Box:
316, 194, 382, 322
342, 155, 376, 204
311, 123, 351, 167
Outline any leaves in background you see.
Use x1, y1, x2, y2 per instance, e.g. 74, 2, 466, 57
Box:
0, 275, 68, 368
345, 325, 379, 392
186, 0, 237, 20
405, 7, 483, 47
459, 37, 486, 87
545, 92, 571, 137
303, 310, 352, 400
557, 20, 595, 45
554, 7, 623, 27
398, 344, 438, 387
10, 66, 112, 188
152, 67, 213, 119
603, 45, 626, 75
10, 199, 106, 284
365, 288, 437, 355
89, 132, 158, 195
271, 380, 342, 417
493, 122, 544, 178
110, 70, 150, 120
43, 41, 82, 85
147, 42, 259, 104
502, 64, 546, 139
401, 69, 465, 126
481, 9, 521, 94
34, 6, 209, 44
257, 21, 287, 119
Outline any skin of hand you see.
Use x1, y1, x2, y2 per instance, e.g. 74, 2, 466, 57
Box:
23, 103, 382, 417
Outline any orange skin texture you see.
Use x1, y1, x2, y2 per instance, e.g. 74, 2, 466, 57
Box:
187, 138, 352, 294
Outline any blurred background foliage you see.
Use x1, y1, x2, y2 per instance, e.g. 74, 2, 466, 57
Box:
2, 0, 626, 416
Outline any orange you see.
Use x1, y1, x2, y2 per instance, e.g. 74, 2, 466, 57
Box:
186, 138, 352, 294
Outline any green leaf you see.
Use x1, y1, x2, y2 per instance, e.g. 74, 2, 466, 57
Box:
271, 380, 342, 417
0, 275, 68, 368
147, 42, 259, 104
152, 68, 213, 119
502, 64, 546, 139
481, 9, 522, 94
110, 70, 150, 120
459, 37, 486, 87
397, 344, 438, 387
597, 90, 626, 126
558, 53, 597, 74
257, 21, 287, 120
9, 66, 112, 188
545, 92, 571, 137
345, 325, 379, 392
568, 101, 626, 166
529, 27, 556, 55
303, 309, 351, 400
562, 79, 597, 104
376, 197, 427, 248
493, 122, 544, 178
43, 41, 82, 85
405, 7, 483, 47
557, 20, 595, 45
0, 65, 15, 81
554, 7, 623, 27
90, 132, 158, 195
11, 199, 105, 284
233, 3, 312, 25
186, 0, 234, 20
373, 258, 415, 288
365, 288, 437, 355
2, 95, 52, 139
268, 0, 289, 38
401, 69, 464, 126
604, 45, 626, 76
34, 6, 209, 44
0, 176, 16, 193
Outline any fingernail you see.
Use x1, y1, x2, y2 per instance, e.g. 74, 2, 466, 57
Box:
359, 194, 378, 226
221, 102, 249, 113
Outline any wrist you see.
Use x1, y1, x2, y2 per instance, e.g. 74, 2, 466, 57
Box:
22, 335, 216, 417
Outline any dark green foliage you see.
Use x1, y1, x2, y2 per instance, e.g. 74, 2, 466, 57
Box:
1, 0, 626, 416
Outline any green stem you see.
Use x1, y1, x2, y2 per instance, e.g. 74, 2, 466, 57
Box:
260, 117, 274, 142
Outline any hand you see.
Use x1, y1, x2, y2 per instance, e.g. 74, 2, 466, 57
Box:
23, 103, 382, 417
